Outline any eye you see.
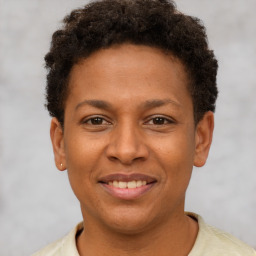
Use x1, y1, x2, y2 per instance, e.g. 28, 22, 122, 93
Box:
152, 117, 169, 125
145, 116, 175, 125
83, 116, 111, 125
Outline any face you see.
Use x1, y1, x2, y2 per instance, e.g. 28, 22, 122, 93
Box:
51, 44, 214, 234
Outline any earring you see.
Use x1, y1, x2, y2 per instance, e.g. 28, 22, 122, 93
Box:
59, 163, 65, 171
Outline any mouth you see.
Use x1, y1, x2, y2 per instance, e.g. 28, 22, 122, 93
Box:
98, 173, 157, 200
107, 180, 147, 188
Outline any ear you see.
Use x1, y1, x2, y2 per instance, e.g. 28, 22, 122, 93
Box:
50, 117, 66, 171
193, 111, 214, 167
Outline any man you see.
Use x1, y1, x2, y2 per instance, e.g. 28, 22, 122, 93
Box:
33, 0, 256, 255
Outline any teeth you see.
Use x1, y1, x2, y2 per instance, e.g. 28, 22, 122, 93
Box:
113, 180, 119, 188
127, 181, 136, 188
108, 180, 147, 188
119, 181, 126, 189
136, 180, 142, 187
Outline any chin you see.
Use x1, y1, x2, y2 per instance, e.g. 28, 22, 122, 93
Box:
101, 207, 158, 235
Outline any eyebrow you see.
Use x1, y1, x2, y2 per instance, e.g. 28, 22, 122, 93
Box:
75, 100, 112, 110
75, 98, 180, 111
142, 99, 181, 109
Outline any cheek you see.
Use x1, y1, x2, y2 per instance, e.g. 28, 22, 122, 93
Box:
64, 136, 100, 193
152, 130, 196, 182
65, 133, 100, 169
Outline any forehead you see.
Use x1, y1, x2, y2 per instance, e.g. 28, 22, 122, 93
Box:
67, 44, 191, 108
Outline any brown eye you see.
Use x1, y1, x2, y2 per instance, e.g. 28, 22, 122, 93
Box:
148, 116, 173, 125
152, 117, 166, 125
90, 117, 103, 125
85, 117, 109, 125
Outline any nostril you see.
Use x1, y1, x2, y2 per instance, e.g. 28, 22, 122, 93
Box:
105, 131, 149, 164
108, 156, 120, 162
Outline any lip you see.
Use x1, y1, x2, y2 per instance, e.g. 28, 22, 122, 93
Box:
98, 173, 157, 200
99, 173, 157, 183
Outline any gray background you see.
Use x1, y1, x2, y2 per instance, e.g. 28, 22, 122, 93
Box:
0, 0, 255, 255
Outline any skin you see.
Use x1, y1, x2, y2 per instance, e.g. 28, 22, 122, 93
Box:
50, 44, 214, 256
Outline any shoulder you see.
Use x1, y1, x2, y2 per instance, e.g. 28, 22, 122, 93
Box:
31, 222, 83, 256
187, 212, 256, 256
31, 237, 65, 256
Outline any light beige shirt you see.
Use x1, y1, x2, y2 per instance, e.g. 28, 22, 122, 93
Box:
32, 213, 256, 256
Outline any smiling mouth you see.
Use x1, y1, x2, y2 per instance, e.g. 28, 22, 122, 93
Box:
108, 180, 147, 189
99, 174, 157, 200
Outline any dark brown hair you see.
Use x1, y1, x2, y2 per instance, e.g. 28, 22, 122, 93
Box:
45, 0, 218, 125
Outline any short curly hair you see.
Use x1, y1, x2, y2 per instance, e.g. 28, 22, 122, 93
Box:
45, 0, 218, 125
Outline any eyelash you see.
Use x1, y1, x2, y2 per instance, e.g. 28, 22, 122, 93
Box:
144, 116, 175, 126
82, 115, 175, 126
82, 116, 111, 125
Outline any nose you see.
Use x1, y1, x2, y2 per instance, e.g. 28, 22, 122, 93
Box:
105, 122, 149, 165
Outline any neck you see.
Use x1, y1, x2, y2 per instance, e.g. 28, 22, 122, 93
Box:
76, 211, 198, 256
